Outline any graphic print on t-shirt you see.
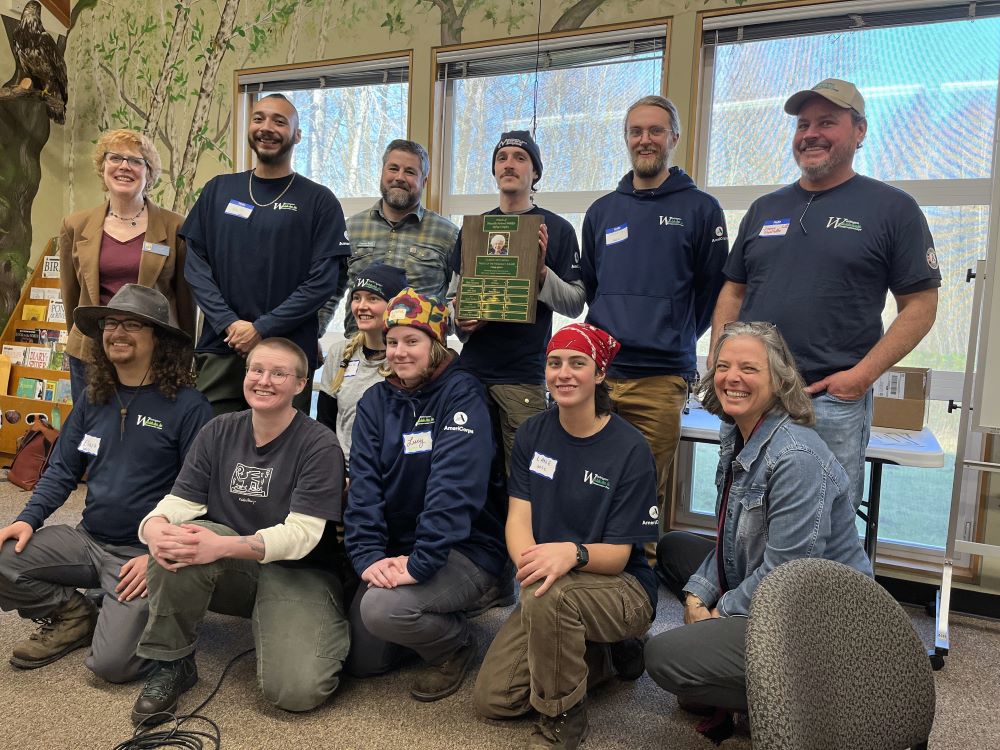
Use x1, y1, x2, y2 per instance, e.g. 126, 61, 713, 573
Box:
230, 462, 273, 503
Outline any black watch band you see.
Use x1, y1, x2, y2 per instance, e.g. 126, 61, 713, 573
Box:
573, 543, 589, 570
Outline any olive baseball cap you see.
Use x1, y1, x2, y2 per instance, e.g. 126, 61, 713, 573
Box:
784, 78, 866, 117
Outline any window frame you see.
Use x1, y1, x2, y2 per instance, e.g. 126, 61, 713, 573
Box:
684, 3, 999, 579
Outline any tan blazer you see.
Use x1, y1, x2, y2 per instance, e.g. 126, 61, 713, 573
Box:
59, 200, 196, 360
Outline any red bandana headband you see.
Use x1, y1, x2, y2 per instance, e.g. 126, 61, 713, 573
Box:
546, 323, 620, 371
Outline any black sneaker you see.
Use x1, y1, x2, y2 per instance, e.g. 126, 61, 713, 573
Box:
526, 699, 589, 748
609, 637, 646, 681
131, 655, 198, 726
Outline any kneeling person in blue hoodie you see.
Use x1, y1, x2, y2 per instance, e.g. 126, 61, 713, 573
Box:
345, 289, 506, 701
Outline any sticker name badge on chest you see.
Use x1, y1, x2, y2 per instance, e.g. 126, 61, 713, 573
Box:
403, 431, 433, 454
225, 200, 254, 219
344, 360, 360, 377
759, 219, 790, 237
529, 451, 558, 479
142, 241, 170, 256
78, 434, 101, 456
605, 224, 628, 247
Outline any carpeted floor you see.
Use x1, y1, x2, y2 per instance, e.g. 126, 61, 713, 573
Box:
0, 481, 998, 750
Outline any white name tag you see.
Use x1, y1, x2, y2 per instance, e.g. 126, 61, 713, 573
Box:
344, 360, 360, 377
142, 241, 170, 256
225, 200, 254, 219
605, 224, 628, 246
403, 431, 433, 454
78, 434, 101, 456
529, 451, 557, 479
759, 219, 790, 237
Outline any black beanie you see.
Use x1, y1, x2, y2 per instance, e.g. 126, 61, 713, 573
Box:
351, 264, 408, 302
492, 130, 543, 187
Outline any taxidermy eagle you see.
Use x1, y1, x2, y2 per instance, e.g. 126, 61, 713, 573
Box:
11, 0, 68, 123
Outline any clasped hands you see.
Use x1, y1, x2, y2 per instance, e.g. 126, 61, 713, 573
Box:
362, 555, 418, 589
145, 518, 227, 571
224, 320, 261, 355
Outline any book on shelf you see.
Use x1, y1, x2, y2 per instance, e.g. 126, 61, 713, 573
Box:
47, 301, 66, 324
15, 377, 42, 399
55, 378, 73, 404
2, 345, 27, 366
22, 304, 47, 321
25, 346, 51, 369
43, 380, 57, 402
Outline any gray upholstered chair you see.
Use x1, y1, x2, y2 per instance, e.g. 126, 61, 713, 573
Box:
745, 558, 935, 750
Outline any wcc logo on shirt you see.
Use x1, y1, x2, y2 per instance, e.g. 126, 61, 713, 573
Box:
230, 463, 273, 503
583, 469, 610, 490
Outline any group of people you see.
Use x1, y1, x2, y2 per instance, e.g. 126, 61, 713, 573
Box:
0, 75, 938, 749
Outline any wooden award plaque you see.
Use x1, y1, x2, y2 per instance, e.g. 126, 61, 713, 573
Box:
456, 213, 542, 324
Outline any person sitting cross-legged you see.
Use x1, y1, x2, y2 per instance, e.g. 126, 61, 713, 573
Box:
474, 323, 659, 749
130, 337, 348, 724
0, 285, 211, 682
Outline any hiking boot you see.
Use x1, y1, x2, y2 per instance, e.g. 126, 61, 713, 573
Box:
10, 591, 98, 669
131, 655, 198, 726
527, 699, 589, 749
465, 564, 518, 618
410, 639, 477, 702
609, 637, 646, 681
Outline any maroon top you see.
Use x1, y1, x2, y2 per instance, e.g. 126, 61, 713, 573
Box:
99, 231, 145, 304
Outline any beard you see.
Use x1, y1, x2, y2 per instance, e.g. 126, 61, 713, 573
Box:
249, 133, 294, 165
793, 139, 854, 182
381, 182, 420, 212
630, 148, 668, 179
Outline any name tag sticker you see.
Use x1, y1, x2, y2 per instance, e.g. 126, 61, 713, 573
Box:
142, 241, 170, 256
759, 219, 790, 237
605, 224, 628, 246
225, 200, 254, 219
529, 451, 558, 479
344, 360, 360, 377
403, 431, 433, 454
78, 434, 101, 456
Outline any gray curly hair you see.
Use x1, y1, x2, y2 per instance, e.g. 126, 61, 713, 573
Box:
698, 321, 815, 426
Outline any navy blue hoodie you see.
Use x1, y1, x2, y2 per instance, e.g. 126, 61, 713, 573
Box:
345, 355, 506, 583
581, 167, 728, 378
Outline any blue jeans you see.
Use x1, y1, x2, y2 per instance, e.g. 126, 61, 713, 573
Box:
811, 389, 874, 511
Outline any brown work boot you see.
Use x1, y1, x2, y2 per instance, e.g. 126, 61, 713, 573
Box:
10, 591, 98, 669
526, 699, 589, 748
410, 638, 477, 702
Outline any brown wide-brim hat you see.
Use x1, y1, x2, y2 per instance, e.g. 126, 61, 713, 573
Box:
74, 283, 190, 343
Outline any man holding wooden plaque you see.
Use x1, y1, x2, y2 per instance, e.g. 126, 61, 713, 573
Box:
451, 132, 585, 614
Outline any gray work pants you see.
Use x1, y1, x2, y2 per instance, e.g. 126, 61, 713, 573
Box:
347, 549, 493, 677
137, 521, 349, 712
644, 531, 749, 711
0, 523, 152, 683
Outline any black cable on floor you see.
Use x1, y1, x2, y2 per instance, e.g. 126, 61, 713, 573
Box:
112, 648, 255, 750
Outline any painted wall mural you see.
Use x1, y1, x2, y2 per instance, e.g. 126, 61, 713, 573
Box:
0, 2, 69, 327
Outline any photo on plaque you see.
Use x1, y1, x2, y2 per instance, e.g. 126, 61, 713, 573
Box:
487, 233, 510, 255
456, 213, 542, 324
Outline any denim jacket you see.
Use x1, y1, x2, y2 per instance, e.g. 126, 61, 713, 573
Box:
684, 411, 873, 617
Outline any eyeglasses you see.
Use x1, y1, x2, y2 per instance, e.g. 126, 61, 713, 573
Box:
105, 152, 148, 169
98, 318, 150, 332
626, 126, 672, 140
245, 365, 297, 384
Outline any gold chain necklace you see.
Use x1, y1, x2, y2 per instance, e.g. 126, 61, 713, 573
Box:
248, 169, 296, 208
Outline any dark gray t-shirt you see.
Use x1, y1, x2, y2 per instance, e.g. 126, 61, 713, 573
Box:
171, 410, 345, 567
724, 175, 941, 385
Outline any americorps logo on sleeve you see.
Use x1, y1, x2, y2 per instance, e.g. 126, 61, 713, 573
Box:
530, 451, 557, 479
443, 411, 474, 435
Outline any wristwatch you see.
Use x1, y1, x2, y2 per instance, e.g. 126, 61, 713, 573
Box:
573, 543, 589, 570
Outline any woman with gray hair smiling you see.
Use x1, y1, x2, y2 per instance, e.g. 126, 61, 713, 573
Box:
644, 321, 872, 738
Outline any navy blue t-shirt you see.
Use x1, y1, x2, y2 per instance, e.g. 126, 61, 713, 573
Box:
17, 385, 212, 547
724, 175, 941, 385
180, 170, 350, 368
507, 409, 659, 609
452, 206, 581, 384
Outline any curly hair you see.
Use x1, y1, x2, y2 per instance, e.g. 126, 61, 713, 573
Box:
697, 321, 815, 427
93, 128, 162, 194
86, 333, 195, 405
